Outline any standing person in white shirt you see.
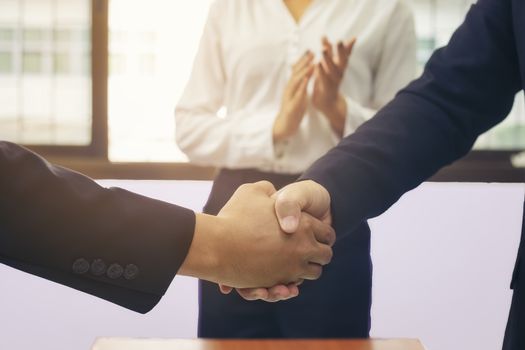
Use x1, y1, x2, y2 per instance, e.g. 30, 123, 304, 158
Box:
175, 0, 417, 338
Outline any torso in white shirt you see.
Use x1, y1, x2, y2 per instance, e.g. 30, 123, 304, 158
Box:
175, 0, 417, 174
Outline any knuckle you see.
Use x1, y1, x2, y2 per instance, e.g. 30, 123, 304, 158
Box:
324, 227, 336, 244
242, 291, 259, 300
310, 265, 323, 280
301, 215, 313, 230
257, 180, 272, 189
325, 248, 334, 264
237, 183, 250, 192
321, 228, 330, 242
327, 232, 336, 247
296, 241, 309, 257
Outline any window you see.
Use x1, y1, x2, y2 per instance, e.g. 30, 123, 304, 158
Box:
0, 0, 92, 147
22, 51, 43, 73
0, 51, 12, 73
411, 0, 525, 151
0, 0, 521, 181
105, 0, 524, 162
107, 0, 212, 162
0, 28, 14, 73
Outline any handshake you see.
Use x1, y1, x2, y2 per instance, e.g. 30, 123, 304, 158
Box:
179, 180, 334, 302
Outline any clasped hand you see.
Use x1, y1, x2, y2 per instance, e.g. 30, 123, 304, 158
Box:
217, 180, 333, 302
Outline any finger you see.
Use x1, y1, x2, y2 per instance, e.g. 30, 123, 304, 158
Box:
300, 262, 323, 281
336, 41, 347, 68
219, 284, 233, 294
286, 51, 313, 97
295, 213, 334, 265
236, 287, 296, 302
309, 242, 334, 266
322, 49, 342, 82
274, 191, 302, 234
320, 37, 337, 75
293, 51, 314, 73
294, 279, 304, 286
266, 285, 294, 301
288, 63, 313, 97
296, 61, 315, 80
290, 76, 309, 105
336, 37, 356, 67
292, 50, 314, 74
250, 180, 277, 196
304, 212, 336, 247
321, 36, 333, 56
314, 62, 321, 81
312, 64, 323, 93
344, 37, 357, 57
236, 282, 301, 302
287, 283, 300, 297
256, 285, 298, 302
274, 180, 332, 233
317, 62, 331, 88
266, 284, 299, 301
290, 65, 314, 96
236, 288, 269, 301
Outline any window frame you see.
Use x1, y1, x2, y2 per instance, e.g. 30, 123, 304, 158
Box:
26, 0, 108, 159
21, 0, 524, 182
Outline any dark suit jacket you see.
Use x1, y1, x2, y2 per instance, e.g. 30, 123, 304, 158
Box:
0, 141, 195, 313
304, 0, 524, 237
303, 0, 525, 347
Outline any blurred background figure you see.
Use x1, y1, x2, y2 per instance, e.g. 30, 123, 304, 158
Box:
175, 0, 417, 339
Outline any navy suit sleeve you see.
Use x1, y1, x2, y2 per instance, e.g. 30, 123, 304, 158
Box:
0, 142, 196, 313
302, 0, 522, 236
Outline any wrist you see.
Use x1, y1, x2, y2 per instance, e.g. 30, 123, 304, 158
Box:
321, 94, 346, 136
273, 118, 285, 142
273, 114, 293, 142
178, 213, 224, 282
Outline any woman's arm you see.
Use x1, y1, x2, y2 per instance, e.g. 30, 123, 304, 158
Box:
174, 2, 278, 168
342, 0, 417, 136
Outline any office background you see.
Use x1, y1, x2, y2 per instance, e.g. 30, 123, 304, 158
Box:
0, 0, 523, 181
1, 1, 524, 350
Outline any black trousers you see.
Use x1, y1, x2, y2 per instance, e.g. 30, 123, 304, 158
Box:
502, 203, 525, 350
198, 168, 372, 338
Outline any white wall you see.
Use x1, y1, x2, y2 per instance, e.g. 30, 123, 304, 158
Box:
369, 183, 524, 350
1, 181, 523, 350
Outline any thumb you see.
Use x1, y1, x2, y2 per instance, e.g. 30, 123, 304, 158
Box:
275, 191, 303, 234
274, 180, 332, 234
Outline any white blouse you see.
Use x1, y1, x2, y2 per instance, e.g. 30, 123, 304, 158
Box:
175, 0, 417, 174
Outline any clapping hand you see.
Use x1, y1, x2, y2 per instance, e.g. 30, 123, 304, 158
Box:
273, 51, 315, 142
312, 37, 356, 136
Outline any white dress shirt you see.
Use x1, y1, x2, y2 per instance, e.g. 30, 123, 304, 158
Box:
175, 0, 417, 174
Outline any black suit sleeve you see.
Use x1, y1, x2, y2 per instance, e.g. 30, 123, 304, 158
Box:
302, 0, 523, 237
0, 141, 196, 313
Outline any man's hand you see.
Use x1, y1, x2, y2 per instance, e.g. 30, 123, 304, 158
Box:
273, 51, 315, 142
179, 181, 334, 289
219, 180, 333, 301
312, 37, 356, 136
274, 180, 332, 233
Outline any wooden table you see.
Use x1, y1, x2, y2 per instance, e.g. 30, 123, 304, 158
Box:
92, 338, 425, 350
